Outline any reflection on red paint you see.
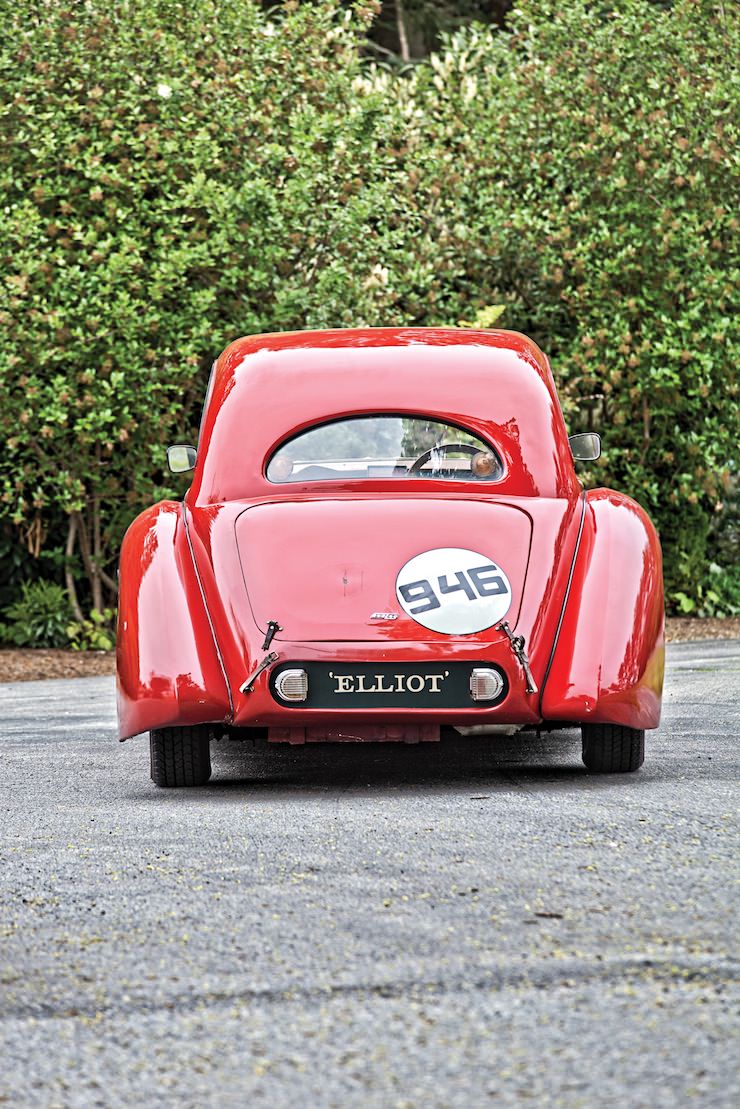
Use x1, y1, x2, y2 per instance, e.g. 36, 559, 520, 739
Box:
540, 490, 664, 729
116, 502, 231, 739
190, 329, 578, 506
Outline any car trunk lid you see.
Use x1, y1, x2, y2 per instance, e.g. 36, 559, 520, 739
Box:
234, 498, 533, 643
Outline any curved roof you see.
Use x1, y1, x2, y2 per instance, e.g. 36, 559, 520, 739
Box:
190, 328, 579, 503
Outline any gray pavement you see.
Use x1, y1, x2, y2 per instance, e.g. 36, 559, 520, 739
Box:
0, 640, 738, 1107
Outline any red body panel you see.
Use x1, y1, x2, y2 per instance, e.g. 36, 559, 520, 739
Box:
190, 328, 581, 506
116, 328, 664, 741
235, 497, 533, 641
176, 493, 582, 730
540, 490, 665, 729
116, 502, 231, 740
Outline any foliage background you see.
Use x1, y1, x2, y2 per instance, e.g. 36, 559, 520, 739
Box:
0, 0, 737, 642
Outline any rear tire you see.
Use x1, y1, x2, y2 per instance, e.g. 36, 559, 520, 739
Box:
150, 726, 212, 787
581, 723, 644, 773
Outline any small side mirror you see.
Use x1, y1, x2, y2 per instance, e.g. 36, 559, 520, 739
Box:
569, 432, 601, 462
167, 444, 197, 473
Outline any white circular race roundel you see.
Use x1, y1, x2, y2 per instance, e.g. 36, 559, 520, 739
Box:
395, 547, 512, 635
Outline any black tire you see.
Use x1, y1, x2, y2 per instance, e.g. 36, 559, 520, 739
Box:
150, 726, 212, 787
581, 723, 645, 773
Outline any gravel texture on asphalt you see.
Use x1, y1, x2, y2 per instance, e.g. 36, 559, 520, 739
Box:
0, 640, 737, 1107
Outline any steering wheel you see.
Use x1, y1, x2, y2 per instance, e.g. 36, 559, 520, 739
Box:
408, 442, 482, 475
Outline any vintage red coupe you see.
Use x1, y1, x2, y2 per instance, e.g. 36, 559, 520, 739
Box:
117, 328, 664, 786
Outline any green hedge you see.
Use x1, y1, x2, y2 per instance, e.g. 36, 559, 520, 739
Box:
397, 0, 739, 609
0, 0, 737, 635
0, 0, 417, 623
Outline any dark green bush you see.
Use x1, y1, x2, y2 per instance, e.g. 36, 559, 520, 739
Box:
0, 0, 414, 617
673, 563, 740, 618
0, 581, 72, 648
0, 0, 736, 618
395, 0, 739, 600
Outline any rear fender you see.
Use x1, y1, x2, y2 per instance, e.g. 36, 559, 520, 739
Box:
540, 489, 664, 729
116, 501, 232, 740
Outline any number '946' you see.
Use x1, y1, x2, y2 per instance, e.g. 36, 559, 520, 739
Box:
399, 564, 506, 614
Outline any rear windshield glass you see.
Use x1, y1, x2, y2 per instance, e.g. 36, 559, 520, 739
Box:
266, 416, 503, 484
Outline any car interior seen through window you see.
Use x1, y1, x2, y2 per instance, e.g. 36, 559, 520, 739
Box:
266, 416, 503, 484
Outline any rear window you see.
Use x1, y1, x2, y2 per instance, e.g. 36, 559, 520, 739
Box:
266, 416, 503, 484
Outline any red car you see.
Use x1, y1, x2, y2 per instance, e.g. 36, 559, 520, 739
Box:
117, 328, 664, 786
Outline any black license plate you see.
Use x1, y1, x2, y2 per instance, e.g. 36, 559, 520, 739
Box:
270, 661, 506, 709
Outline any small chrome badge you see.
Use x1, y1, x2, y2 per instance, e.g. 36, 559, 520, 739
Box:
370, 612, 398, 621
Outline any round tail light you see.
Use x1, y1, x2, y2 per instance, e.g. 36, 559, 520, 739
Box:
275, 669, 309, 702
469, 667, 505, 702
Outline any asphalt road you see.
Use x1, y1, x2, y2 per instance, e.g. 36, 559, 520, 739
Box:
1, 641, 738, 1108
